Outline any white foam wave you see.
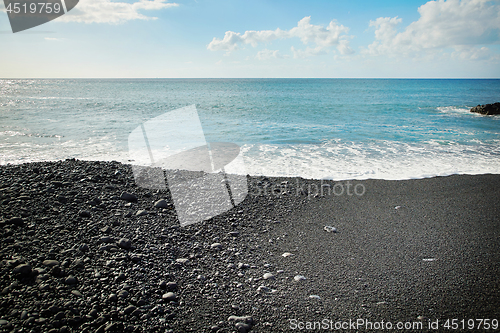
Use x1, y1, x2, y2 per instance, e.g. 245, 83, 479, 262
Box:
0, 136, 129, 166
0, 130, 63, 138
435, 105, 497, 119
26, 97, 92, 100
236, 140, 500, 180
437, 106, 470, 113
2, 137, 500, 181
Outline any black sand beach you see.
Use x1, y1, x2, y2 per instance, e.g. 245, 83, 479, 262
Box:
0, 160, 499, 332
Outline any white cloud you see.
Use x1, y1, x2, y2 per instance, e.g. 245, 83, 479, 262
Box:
208, 16, 353, 58
256, 49, 284, 60
452, 45, 500, 61
291, 46, 327, 59
45, 37, 65, 41
337, 39, 355, 55
366, 0, 500, 60
288, 17, 349, 48
59, 0, 178, 24
208, 31, 245, 52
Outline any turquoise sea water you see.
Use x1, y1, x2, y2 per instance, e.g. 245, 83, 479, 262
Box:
1, 79, 499, 179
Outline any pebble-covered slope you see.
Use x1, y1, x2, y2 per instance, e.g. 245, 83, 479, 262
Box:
0, 160, 315, 333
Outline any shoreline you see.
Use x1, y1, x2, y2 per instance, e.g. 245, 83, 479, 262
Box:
2, 158, 500, 182
1, 160, 499, 332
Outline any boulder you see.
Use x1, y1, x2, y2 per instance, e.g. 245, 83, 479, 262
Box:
470, 102, 500, 115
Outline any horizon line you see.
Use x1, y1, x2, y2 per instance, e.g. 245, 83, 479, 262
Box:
1, 77, 500, 80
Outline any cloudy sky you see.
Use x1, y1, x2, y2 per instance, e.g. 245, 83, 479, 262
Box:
1, 0, 499, 78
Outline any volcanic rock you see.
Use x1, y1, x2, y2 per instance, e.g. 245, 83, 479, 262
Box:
470, 102, 500, 115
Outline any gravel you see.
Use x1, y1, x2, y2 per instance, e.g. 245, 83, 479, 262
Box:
0, 160, 499, 332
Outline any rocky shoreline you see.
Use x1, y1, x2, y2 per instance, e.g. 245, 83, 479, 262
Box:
1, 160, 499, 332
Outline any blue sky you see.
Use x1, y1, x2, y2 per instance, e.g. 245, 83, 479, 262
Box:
1, 0, 499, 78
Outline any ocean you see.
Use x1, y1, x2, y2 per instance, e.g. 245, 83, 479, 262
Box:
1, 78, 499, 180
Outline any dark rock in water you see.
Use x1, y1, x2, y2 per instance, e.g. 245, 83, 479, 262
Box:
120, 192, 138, 202
470, 102, 500, 115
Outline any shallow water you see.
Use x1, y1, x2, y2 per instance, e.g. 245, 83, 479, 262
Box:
1, 79, 499, 179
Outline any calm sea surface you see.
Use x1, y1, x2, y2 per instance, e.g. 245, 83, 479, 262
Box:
1, 79, 499, 180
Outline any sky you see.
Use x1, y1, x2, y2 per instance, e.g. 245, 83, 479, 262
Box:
1, 0, 500, 78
